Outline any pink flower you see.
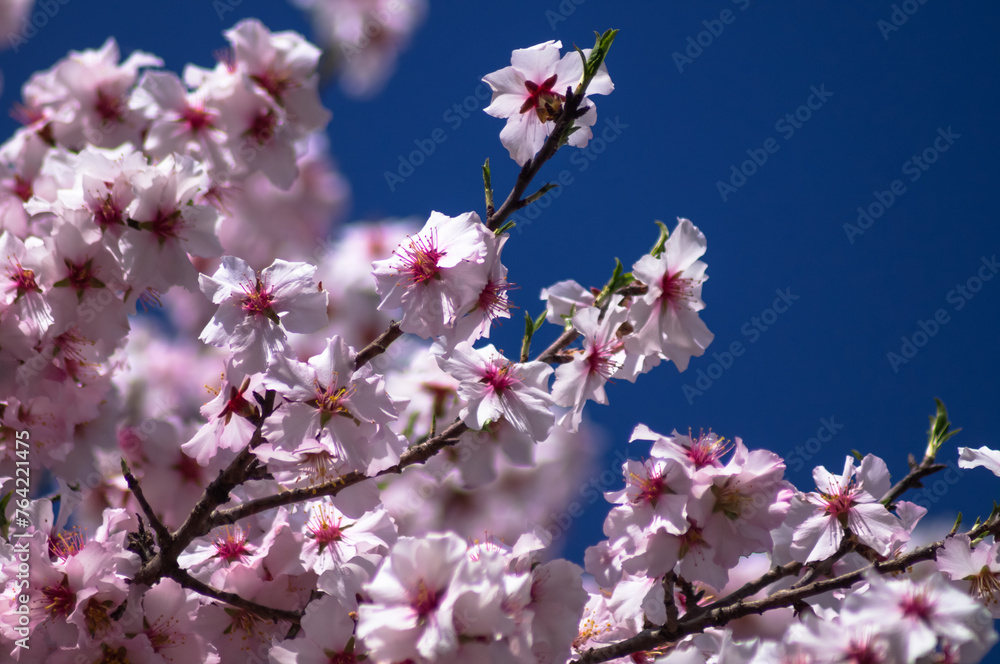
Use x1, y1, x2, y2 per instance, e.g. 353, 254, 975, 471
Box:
224, 19, 331, 133
551, 296, 628, 431
0, 230, 53, 333
119, 154, 222, 300
356, 533, 468, 661
198, 256, 328, 374
269, 595, 356, 664
958, 445, 1000, 476
845, 572, 994, 662
262, 335, 404, 474
627, 218, 714, 372
182, 368, 262, 465
436, 341, 554, 442
372, 210, 493, 338
937, 535, 1000, 617
787, 454, 905, 563
483, 40, 613, 166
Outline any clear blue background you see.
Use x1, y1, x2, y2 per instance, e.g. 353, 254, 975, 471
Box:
4, 1, 999, 569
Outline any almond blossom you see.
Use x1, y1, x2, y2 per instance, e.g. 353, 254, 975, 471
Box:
786, 454, 906, 563
356, 533, 467, 661
551, 295, 628, 431
436, 341, 554, 442
198, 256, 328, 374
262, 335, 405, 474
483, 40, 614, 165
627, 217, 714, 372
372, 210, 494, 338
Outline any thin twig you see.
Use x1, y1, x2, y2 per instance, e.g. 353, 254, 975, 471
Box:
170, 568, 302, 624
208, 419, 470, 528
120, 461, 171, 549
881, 455, 947, 508
354, 321, 403, 371
571, 518, 1000, 664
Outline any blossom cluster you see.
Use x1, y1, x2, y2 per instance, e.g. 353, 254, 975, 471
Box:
1, 17, 1000, 664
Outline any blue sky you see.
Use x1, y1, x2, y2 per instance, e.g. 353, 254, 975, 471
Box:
4, 1, 999, 566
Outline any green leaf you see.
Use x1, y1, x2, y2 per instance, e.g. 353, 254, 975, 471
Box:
524, 183, 557, 206
580, 29, 619, 88
650, 220, 670, 258
925, 398, 961, 459
521, 310, 549, 362
596, 259, 635, 304
482, 158, 494, 215
495, 220, 516, 235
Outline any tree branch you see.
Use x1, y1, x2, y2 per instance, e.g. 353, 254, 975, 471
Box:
571, 518, 1000, 664
208, 419, 470, 528
170, 567, 302, 624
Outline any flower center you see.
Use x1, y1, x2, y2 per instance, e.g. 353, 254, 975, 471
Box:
685, 431, 730, 468
146, 209, 184, 242
678, 523, 707, 559
308, 506, 346, 553
399, 233, 444, 285
971, 566, 1000, 606
94, 89, 126, 123
5, 257, 41, 299
213, 526, 251, 563
12, 174, 32, 202
42, 578, 75, 618
58, 257, 105, 295
711, 481, 748, 520
245, 110, 279, 145
181, 105, 214, 133
240, 277, 275, 317
629, 462, 668, 505
93, 193, 125, 230
476, 278, 512, 321
900, 589, 935, 622
521, 74, 564, 123
481, 358, 518, 392
172, 453, 204, 484
586, 338, 622, 379
84, 598, 113, 637
660, 271, 698, 311
50, 527, 88, 561
251, 70, 293, 103
822, 480, 858, 519
412, 579, 440, 619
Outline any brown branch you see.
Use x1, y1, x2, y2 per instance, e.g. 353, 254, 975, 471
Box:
571, 518, 1000, 664
881, 454, 947, 508
208, 419, 471, 528
662, 573, 678, 633
354, 321, 403, 371
120, 460, 171, 549
170, 567, 302, 624
130, 391, 277, 587
710, 561, 803, 606
487, 88, 591, 232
